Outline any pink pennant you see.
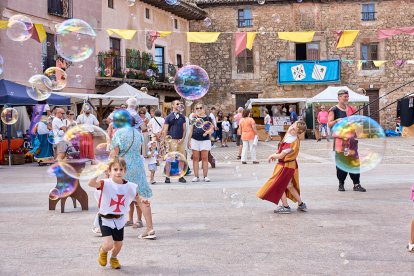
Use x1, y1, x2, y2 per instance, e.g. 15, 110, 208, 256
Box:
377, 27, 414, 40
235, 32, 247, 57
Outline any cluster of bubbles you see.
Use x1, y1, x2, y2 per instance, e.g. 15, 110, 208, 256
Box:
27, 66, 68, 101
47, 163, 79, 200
222, 188, 246, 208
174, 65, 210, 100
58, 125, 111, 180
163, 151, 188, 179
1, 107, 19, 125
330, 115, 386, 174
6, 14, 33, 42
191, 117, 214, 132
55, 19, 96, 63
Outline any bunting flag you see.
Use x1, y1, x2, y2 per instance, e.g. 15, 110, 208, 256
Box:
407, 60, 414, 64
30, 24, 46, 43
278, 32, 315, 43
373, 60, 387, 67
235, 32, 256, 56
336, 30, 359, 48
395, 60, 406, 67
357, 60, 365, 71
106, 29, 137, 40
187, 32, 220, 43
158, 31, 172, 38
0, 20, 7, 29
378, 27, 414, 39
148, 30, 172, 43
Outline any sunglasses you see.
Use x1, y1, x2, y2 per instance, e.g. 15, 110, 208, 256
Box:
69, 113, 75, 115
195, 107, 203, 110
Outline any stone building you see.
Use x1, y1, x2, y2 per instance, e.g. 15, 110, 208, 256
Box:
189, 0, 414, 127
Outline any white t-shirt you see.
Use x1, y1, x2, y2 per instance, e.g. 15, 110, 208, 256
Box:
149, 117, 165, 134
37, 121, 49, 135
222, 121, 230, 132
209, 112, 217, 127
147, 150, 158, 165
264, 114, 271, 125
52, 117, 64, 137
76, 113, 99, 126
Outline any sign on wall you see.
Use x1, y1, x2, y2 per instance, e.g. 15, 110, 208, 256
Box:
277, 60, 341, 85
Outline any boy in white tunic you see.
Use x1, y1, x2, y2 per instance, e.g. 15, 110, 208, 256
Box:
88, 157, 149, 269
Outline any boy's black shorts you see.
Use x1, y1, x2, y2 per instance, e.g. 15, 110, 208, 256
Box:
98, 216, 124, 241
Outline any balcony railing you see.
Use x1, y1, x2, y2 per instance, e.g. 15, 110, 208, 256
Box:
48, 0, 73, 19
361, 12, 376, 21
237, 18, 253, 28
96, 55, 180, 83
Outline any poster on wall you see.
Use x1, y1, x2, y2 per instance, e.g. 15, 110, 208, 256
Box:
277, 60, 341, 85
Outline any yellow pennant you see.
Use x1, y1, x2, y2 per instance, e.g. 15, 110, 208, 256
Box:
337, 30, 360, 48
373, 60, 387, 67
246, 32, 256, 50
278, 32, 315, 43
0, 20, 8, 29
106, 29, 137, 40
187, 32, 221, 43
158, 31, 172, 38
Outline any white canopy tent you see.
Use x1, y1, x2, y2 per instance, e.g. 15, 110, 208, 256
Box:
308, 86, 369, 103
245, 97, 308, 109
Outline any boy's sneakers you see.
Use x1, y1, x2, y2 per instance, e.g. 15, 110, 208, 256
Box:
110, 257, 121, 269
139, 229, 156, 240
297, 202, 308, 212
192, 177, 199, 182
407, 243, 414, 252
165, 177, 171, 183
98, 246, 108, 266
274, 205, 292, 214
178, 177, 187, 183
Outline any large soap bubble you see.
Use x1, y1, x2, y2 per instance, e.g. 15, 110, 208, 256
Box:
47, 163, 79, 199
55, 19, 96, 62
6, 15, 33, 42
44, 67, 68, 90
112, 109, 132, 129
163, 152, 188, 179
27, 74, 53, 101
60, 125, 110, 180
331, 115, 386, 174
1, 107, 19, 125
174, 65, 210, 100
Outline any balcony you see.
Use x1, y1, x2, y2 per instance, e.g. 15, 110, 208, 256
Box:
95, 54, 180, 90
48, 0, 73, 19
361, 12, 376, 21
237, 18, 252, 28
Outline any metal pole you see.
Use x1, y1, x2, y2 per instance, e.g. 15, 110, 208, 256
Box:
7, 124, 11, 167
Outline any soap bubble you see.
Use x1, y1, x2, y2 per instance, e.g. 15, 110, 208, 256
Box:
55, 19, 96, 62
1, 107, 19, 125
47, 163, 79, 198
202, 121, 214, 131
331, 115, 386, 174
60, 125, 111, 180
44, 67, 68, 90
203, 17, 212, 27
230, 192, 245, 208
271, 13, 281, 23
194, 118, 204, 128
174, 65, 210, 100
112, 109, 132, 129
75, 75, 82, 83
185, 100, 193, 106
163, 151, 188, 179
168, 76, 175, 84
177, 103, 185, 112
165, 0, 179, 5
146, 69, 154, 77
6, 15, 33, 42
257, 0, 266, 4
48, 188, 60, 200
258, 27, 266, 35
126, 0, 136, 6
140, 87, 148, 94
27, 74, 52, 101
0, 55, 3, 75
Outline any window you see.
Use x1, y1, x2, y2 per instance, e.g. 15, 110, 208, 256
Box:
145, 8, 150, 19
295, 42, 320, 60
361, 43, 379, 70
155, 46, 165, 80
108, 0, 114, 9
236, 93, 258, 109
362, 4, 376, 21
176, 54, 183, 68
109, 37, 121, 55
48, 0, 72, 18
42, 33, 56, 71
237, 49, 254, 73
174, 19, 178, 29
237, 9, 252, 28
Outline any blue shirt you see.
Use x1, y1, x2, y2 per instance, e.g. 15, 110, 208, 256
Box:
290, 111, 298, 123
165, 112, 186, 139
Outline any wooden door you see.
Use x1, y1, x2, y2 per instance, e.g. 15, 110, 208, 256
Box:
364, 90, 380, 123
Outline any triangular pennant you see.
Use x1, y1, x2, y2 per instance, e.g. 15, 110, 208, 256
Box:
187, 32, 220, 43
278, 32, 315, 43
0, 20, 8, 29
336, 30, 359, 48
246, 32, 256, 50
158, 31, 171, 38
235, 32, 247, 57
373, 60, 387, 67
106, 29, 137, 40
30, 24, 46, 43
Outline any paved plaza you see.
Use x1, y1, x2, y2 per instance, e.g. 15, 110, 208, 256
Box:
0, 138, 413, 275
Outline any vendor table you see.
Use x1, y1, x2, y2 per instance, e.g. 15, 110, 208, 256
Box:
0, 138, 24, 164
49, 161, 88, 213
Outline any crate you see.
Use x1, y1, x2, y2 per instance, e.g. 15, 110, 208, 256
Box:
4, 154, 26, 165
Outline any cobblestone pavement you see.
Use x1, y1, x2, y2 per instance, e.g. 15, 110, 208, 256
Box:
0, 136, 413, 275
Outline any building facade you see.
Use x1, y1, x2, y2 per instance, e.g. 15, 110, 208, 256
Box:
189, 0, 414, 127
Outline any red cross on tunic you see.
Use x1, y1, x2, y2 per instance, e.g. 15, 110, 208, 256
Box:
110, 194, 125, 212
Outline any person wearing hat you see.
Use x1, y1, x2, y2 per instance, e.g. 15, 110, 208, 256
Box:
328, 89, 366, 192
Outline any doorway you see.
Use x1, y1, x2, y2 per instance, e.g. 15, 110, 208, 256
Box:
364, 89, 380, 123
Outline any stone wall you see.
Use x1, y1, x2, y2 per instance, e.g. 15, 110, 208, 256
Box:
189, 0, 414, 127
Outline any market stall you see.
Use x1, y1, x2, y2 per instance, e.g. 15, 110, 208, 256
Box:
245, 98, 308, 141
307, 86, 369, 139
